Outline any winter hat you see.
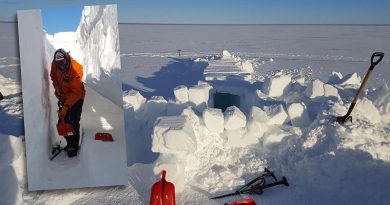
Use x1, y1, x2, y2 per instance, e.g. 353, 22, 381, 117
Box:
54, 48, 70, 72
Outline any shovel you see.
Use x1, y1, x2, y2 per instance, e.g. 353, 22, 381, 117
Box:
150, 170, 176, 205
57, 118, 76, 136
336, 52, 384, 124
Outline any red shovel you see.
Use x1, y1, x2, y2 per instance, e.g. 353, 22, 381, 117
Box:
57, 118, 76, 137
150, 170, 176, 205
225, 198, 257, 205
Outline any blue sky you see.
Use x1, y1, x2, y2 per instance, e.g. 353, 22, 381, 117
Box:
42, 7, 83, 34
2, 0, 390, 24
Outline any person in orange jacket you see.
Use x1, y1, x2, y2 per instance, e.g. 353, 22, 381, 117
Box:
50, 48, 86, 157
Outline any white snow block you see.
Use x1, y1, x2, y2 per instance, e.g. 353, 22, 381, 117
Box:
188, 84, 211, 111
287, 102, 310, 127
222, 50, 232, 59
123, 89, 146, 111
174, 85, 189, 103
152, 116, 197, 154
203, 108, 224, 133
250, 106, 268, 123
368, 84, 390, 114
263, 104, 289, 125
262, 75, 291, 97
353, 98, 381, 124
327, 71, 343, 84
339, 72, 361, 86
224, 106, 247, 130
304, 79, 340, 102
241, 60, 254, 73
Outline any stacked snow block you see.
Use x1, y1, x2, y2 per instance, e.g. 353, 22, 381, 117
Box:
188, 83, 212, 111
304, 79, 340, 102
174, 85, 189, 104
224, 106, 247, 130
262, 75, 292, 98
123, 89, 146, 111
353, 98, 381, 124
152, 115, 196, 154
263, 104, 289, 125
287, 102, 310, 127
203, 108, 224, 133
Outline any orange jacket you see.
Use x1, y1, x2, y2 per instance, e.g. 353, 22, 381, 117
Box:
50, 56, 86, 108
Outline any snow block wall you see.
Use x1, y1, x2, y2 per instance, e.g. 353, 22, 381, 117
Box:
17, 10, 51, 191
76, 5, 122, 106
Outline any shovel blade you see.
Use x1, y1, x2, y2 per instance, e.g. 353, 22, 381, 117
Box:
57, 120, 76, 136
225, 198, 257, 205
150, 170, 176, 205
336, 115, 352, 124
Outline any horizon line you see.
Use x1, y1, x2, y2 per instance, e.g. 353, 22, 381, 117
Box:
1, 20, 390, 26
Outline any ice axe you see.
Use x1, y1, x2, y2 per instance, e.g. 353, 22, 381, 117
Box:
336, 52, 384, 124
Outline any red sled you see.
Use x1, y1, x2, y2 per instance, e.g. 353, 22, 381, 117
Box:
95, 132, 114, 142
57, 118, 76, 137
225, 198, 257, 205
150, 170, 176, 205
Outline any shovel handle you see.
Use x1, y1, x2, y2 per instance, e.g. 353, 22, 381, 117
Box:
370, 52, 384, 70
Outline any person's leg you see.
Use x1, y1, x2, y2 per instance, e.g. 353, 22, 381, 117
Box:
64, 99, 84, 157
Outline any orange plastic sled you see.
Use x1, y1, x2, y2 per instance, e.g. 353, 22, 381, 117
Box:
150, 170, 176, 205
225, 198, 257, 205
95, 132, 114, 142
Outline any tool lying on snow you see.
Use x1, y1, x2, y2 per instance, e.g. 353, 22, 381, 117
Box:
150, 170, 176, 205
336, 52, 384, 124
210, 168, 289, 200
95, 132, 114, 141
225, 198, 256, 205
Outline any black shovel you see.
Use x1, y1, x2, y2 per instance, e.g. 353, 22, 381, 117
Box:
336, 52, 384, 124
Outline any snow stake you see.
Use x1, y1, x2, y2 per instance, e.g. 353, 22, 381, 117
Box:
150, 170, 176, 205
336, 52, 384, 124
210, 168, 289, 200
95, 132, 114, 142
57, 118, 76, 136
225, 198, 257, 205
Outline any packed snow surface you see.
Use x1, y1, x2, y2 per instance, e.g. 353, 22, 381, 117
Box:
2, 22, 390, 205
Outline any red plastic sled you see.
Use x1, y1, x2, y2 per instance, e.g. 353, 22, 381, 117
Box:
57, 118, 76, 137
95, 132, 114, 142
225, 198, 257, 205
150, 170, 176, 205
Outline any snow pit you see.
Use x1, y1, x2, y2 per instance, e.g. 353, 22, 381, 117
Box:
263, 104, 289, 125
202, 108, 224, 133
224, 106, 247, 130
304, 79, 340, 102
152, 116, 196, 154
287, 102, 310, 127
123, 89, 146, 111
213, 92, 240, 112
174, 85, 189, 103
339, 72, 361, 86
262, 75, 291, 97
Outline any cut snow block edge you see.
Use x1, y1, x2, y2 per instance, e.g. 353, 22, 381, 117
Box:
123, 89, 146, 111
203, 108, 224, 133
287, 102, 310, 127
304, 79, 340, 102
262, 75, 292, 98
174, 85, 189, 104
353, 98, 381, 124
263, 104, 289, 125
224, 106, 247, 130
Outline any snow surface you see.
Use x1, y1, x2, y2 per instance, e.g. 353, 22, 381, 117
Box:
2, 22, 390, 204
16, 5, 127, 191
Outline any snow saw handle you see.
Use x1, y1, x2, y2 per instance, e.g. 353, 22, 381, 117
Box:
337, 52, 385, 124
